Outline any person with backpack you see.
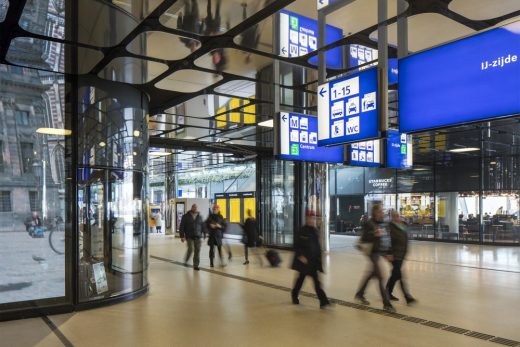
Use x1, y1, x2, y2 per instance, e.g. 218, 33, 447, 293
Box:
179, 204, 204, 271
242, 209, 263, 266
386, 210, 416, 304
291, 210, 330, 309
206, 203, 226, 267
355, 204, 396, 313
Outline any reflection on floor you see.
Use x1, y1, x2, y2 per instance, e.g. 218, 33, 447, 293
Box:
1, 234, 520, 346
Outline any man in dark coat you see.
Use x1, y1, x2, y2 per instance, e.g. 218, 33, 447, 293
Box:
291, 210, 330, 308
242, 209, 263, 266
179, 204, 204, 271
386, 210, 416, 304
355, 204, 395, 312
206, 203, 227, 267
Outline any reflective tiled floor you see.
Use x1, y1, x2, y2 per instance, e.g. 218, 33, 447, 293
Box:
1, 234, 519, 347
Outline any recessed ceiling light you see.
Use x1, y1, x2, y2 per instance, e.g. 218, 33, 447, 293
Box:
258, 119, 273, 128
490, 161, 497, 165
36, 128, 72, 136
133, 130, 141, 137
448, 147, 480, 153
149, 151, 172, 156
99, 141, 106, 147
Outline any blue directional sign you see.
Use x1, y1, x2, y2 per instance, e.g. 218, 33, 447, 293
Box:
318, 67, 380, 146
399, 20, 520, 133
348, 44, 398, 85
317, 0, 338, 11
386, 130, 413, 169
277, 112, 344, 163
348, 139, 381, 167
279, 10, 343, 69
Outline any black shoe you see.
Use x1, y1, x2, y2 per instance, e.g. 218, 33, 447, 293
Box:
383, 304, 396, 313
320, 300, 331, 309
228, 253, 232, 260
355, 295, 370, 305
291, 296, 300, 305
389, 294, 399, 301
194, 267, 200, 271
210, 263, 214, 268
243, 260, 250, 265
406, 297, 417, 305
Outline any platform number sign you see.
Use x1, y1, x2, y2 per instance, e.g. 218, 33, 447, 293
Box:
318, 67, 380, 146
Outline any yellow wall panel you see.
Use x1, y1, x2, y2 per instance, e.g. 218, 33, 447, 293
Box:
229, 98, 241, 124
243, 97, 256, 124
243, 197, 256, 219
229, 198, 241, 223
216, 106, 227, 128
216, 198, 227, 219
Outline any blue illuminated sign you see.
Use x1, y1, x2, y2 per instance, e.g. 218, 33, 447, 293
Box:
277, 112, 344, 163
279, 10, 343, 69
348, 139, 381, 167
348, 44, 398, 85
399, 21, 520, 133
318, 67, 379, 145
386, 130, 413, 169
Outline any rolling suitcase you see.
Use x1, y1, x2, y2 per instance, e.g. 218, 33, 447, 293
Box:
265, 249, 281, 267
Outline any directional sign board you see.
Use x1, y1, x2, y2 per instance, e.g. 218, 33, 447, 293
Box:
348, 44, 398, 85
399, 20, 520, 133
318, 67, 380, 146
277, 112, 344, 163
386, 130, 413, 169
347, 139, 381, 167
279, 10, 343, 69
317, 0, 337, 11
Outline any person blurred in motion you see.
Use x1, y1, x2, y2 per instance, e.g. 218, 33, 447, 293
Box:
206, 203, 227, 267
386, 210, 416, 304
355, 204, 395, 313
242, 209, 263, 265
203, 0, 221, 36
179, 204, 204, 271
177, 0, 201, 52
291, 210, 330, 309
153, 210, 163, 233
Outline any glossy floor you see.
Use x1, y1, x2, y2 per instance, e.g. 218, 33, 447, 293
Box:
1, 235, 519, 347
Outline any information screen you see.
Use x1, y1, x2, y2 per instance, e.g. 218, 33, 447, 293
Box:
279, 10, 343, 69
348, 139, 381, 167
277, 112, 344, 163
318, 67, 380, 145
399, 21, 520, 133
386, 130, 413, 169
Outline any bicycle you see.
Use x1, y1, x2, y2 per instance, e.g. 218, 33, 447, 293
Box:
49, 221, 65, 255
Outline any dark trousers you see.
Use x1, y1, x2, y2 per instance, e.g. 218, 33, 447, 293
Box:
184, 238, 201, 268
356, 253, 390, 306
209, 239, 223, 265
386, 259, 411, 298
292, 271, 329, 305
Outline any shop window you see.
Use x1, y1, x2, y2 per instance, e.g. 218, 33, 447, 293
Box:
0, 191, 12, 212
482, 192, 520, 244
435, 192, 479, 242
398, 193, 434, 239
15, 110, 30, 126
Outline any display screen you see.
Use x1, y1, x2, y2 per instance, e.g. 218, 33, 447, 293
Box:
399, 21, 520, 133
348, 139, 381, 167
277, 112, 344, 163
386, 130, 413, 169
279, 10, 343, 69
318, 67, 379, 145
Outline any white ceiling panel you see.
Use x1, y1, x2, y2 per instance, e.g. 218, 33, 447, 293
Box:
449, 0, 520, 21
370, 13, 475, 53
155, 69, 223, 93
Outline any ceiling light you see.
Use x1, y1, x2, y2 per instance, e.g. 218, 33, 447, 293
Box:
258, 119, 273, 127
36, 128, 72, 136
133, 130, 141, 137
490, 161, 497, 165
133, 151, 138, 156
149, 151, 172, 157
448, 147, 480, 153
99, 141, 106, 147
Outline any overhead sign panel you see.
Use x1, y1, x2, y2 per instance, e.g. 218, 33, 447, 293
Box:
279, 10, 343, 69
347, 139, 381, 167
348, 44, 398, 85
318, 67, 380, 146
277, 112, 344, 163
386, 130, 413, 169
399, 21, 520, 133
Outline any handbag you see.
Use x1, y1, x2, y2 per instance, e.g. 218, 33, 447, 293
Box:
356, 238, 373, 256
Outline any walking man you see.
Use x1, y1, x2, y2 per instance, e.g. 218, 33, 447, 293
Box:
179, 204, 204, 271
206, 204, 226, 267
291, 210, 330, 309
355, 204, 396, 312
386, 210, 416, 304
